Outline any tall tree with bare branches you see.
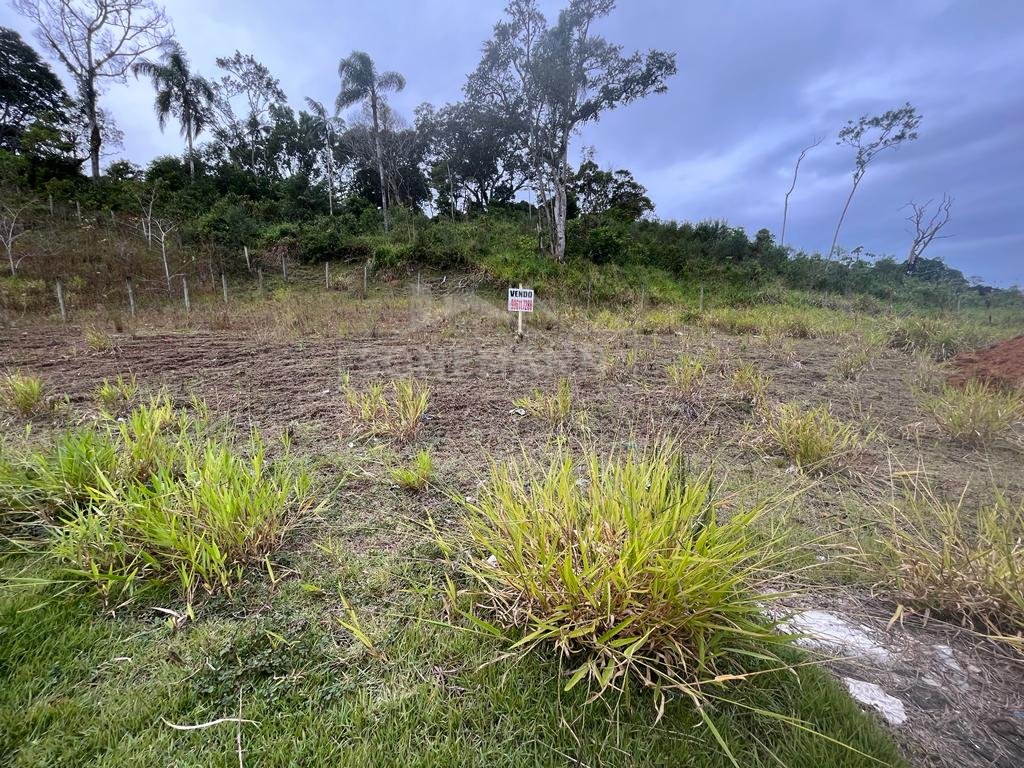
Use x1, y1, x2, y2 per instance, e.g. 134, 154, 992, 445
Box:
335, 51, 405, 231
904, 194, 953, 274
12, 0, 173, 179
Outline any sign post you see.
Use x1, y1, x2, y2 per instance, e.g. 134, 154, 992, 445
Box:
508, 284, 535, 335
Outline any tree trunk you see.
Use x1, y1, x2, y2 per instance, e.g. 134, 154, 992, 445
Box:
370, 94, 389, 232
85, 80, 101, 179
186, 125, 196, 180
551, 142, 569, 261
6, 243, 13, 277
829, 174, 861, 259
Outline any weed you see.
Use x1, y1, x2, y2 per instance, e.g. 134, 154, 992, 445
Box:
860, 481, 1024, 647
764, 402, 863, 471
1, 372, 47, 417
919, 380, 1023, 445
514, 378, 573, 426
666, 354, 707, 401
84, 325, 115, 352
887, 316, 982, 361
94, 374, 138, 414
391, 449, 434, 491
731, 361, 770, 403
834, 339, 879, 381
341, 375, 430, 441
441, 442, 793, 708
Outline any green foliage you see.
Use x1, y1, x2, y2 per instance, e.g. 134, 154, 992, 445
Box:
919, 380, 1023, 445
666, 354, 707, 401
764, 403, 864, 471
341, 374, 430, 441
94, 374, 138, 415
514, 378, 572, 425
442, 443, 793, 706
731, 362, 770, 403
390, 449, 434, 491
888, 316, 974, 360
1, 371, 47, 416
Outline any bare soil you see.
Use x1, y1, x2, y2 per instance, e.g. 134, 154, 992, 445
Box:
949, 334, 1024, 391
3, 304, 1023, 768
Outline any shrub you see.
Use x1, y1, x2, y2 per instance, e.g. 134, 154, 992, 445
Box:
731, 362, 770, 403
514, 378, 572, 425
861, 483, 1024, 647
764, 402, 863, 471
391, 449, 434, 491
441, 443, 792, 704
666, 355, 707, 401
1, 372, 47, 417
341, 374, 430, 441
919, 380, 1023, 445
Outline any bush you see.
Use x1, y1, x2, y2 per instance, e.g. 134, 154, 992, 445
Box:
440, 443, 792, 704
861, 483, 1024, 647
412, 224, 476, 268
764, 402, 863, 471
514, 378, 572, 425
919, 381, 1022, 445
1, 372, 47, 417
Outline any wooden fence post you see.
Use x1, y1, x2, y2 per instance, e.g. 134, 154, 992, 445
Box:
281, 255, 288, 282
325, 261, 330, 289
126, 277, 135, 318
244, 245, 251, 271
55, 279, 66, 323
221, 272, 228, 304
182, 276, 190, 313
699, 285, 705, 313
257, 268, 264, 295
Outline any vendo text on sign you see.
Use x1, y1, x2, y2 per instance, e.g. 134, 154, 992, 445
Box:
508, 287, 535, 312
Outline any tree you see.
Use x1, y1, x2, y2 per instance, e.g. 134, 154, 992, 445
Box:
780, 135, 822, 248
304, 98, 343, 215
335, 50, 405, 232
1, 194, 32, 276
904, 195, 953, 274
12, 0, 172, 180
829, 102, 920, 258
572, 154, 653, 221
0, 26, 72, 153
132, 43, 214, 180
210, 52, 286, 173
468, 0, 675, 259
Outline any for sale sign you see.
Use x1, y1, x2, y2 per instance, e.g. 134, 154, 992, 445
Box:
508, 287, 535, 313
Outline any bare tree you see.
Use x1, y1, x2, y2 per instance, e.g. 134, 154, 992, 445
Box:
780, 135, 822, 248
829, 103, 920, 258
904, 195, 953, 273
13, 0, 172, 179
1, 197, 33, 276
134, 179, 159, 247
152, 217, 176, 290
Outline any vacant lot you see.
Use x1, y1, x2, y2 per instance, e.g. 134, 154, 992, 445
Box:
2, 287, 1022, 768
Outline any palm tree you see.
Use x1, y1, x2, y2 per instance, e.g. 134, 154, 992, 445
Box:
132, 44, 215, 180
335, 51, 405, 231
305, 97, 342, 216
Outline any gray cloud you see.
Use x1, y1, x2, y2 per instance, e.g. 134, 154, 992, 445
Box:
2, 0, 1021, 285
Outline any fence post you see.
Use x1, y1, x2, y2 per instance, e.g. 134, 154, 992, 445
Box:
699, 285, 705, 313
325, 261, 330, 289
48, 194, 53, 216
126, 277, 135, 318
182, 276, 190, 313
363, 261, 369, 297
75, 200, 81, 222
55, 279, 66, 323
221, 271, 228, 304
257, 268, 264, 295
281, 254, 288, 282
244, 245, 251, 271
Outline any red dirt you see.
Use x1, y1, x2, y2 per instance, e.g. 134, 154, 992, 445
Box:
948, 335, 1024, 390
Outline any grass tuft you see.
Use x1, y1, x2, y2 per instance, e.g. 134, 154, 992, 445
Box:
391, 449, 434, 492
919, 380, 1022, 445
94, 374, 138, 415
764, 402, 863, 471
341, 374, 430, 442
514, 378, 573, 426
1, 371, 48, 417
666, 354, 707, 401
730, 361, 770, 403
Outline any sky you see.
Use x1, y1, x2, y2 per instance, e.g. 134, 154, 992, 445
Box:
3, 0, 1023, 287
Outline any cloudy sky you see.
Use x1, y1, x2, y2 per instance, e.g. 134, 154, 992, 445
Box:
3, 0, 1023, 286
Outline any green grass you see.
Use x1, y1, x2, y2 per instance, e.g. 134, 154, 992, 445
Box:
390, 449, 434, 491
513, 378, 573, 426
1, 371, 47, 417
764, 403, 865, 472
919, 380, 1023, 445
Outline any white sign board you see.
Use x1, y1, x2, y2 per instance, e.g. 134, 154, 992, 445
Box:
508, 287, 535, 313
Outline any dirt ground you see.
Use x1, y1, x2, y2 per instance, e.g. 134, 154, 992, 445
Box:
2, 298, 1023, 768
950, 334, 1024, 390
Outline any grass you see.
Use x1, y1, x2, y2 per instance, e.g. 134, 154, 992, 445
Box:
438, 443, 795, 710
514, 378, 573, 426
391, 449, 434, 491
1, 371, 47, 417
84, 324, 116, 352
859, 481, 1024, 648
764, 402, 864, 472
918, 380, 1023, 445
1, 398, 312, 606
341, 374, 430, 442
94, 374, 138, 414
667, 354, 708, 401
730, 361, 770, 403
886, 315, 989, 361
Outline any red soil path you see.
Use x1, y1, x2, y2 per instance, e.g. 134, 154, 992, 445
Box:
949, 334, 1024, 390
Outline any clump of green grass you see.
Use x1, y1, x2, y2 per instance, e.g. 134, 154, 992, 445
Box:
84, 325, 115, 352
860, 481, 1024, 648
1, 398, 312, 607
834, 340, 878, 381
887, 316, 979, 361
919, 380, 1022, 445
731, 361, 770, 403
666, 354, 707, 401
341, 374, 430, 441
440, 442, 793, 707
94, 374, 138, 415
1, 371, 48, 417
514, 378, 572, 425
391, 449, 433, 492
764, 402, 863, 471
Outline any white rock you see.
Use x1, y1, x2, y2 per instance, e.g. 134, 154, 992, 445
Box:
843, 677, 907, 725
782, 610, 890, 662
